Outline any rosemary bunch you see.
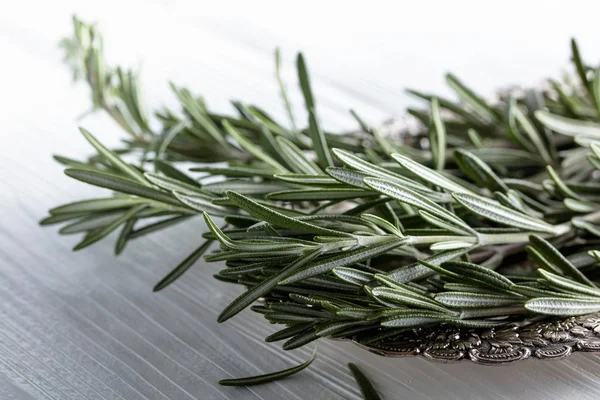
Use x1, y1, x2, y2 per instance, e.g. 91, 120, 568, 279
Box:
44, 16, 600, 391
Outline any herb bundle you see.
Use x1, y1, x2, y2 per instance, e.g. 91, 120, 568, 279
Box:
44, 16, 600, 393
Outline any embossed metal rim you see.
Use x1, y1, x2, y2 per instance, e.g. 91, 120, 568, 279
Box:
351, 313, 600, 365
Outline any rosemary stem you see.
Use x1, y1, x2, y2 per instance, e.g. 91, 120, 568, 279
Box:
409, 217, 583, 247
409, 235, 474, 245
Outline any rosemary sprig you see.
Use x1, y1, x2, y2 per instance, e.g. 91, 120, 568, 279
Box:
46, 15, 600, 392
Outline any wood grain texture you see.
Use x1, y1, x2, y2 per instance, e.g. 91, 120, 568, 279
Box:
2, 1, 600, 399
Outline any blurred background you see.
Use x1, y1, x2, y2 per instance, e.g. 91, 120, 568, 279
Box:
2, 1, 600, 399
3, 0, 600, 138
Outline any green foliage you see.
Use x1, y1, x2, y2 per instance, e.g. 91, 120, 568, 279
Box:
47, 17, 600, 392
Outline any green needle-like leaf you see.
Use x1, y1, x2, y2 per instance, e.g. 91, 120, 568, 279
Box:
388, 248, 469, 282
155, 160, 201, 187
348, 363, 382, 400
454, 149, 508, 193
203, 212, 309, 253
153, 240, 214, 292
297, 53, 315, 110
511, 103, 553, 164
219, 347, 316, 386
528, 235, 596, 287
332, 267, 374, 286
525, 297, 600, 316
381, 311, 446, 327
172, 192, 232, 216
445, 319, 507, 328
446, 73, 500, 123
361, 214, 403, 237
594, 69, 600, 116
40, 212, 88, 226
226, 191, 351, 237
418, 210, 473, 236
154, 121, 186, 165
332, 148, 448, 200
535, 110, 600, 138
308, 109, 334, 168
267, 188, 375, 201
372, 287, 453, 314
73, 204, 146, 250
283, 329, 320, 350
79, 127, 149, 185
265, 322, 316, 343
365, 177, 474, 234
203, 179, 288, 195
144, 172, 206, 195
189, 165, 275, 178
537, 269, 600, 297
276, 136, 324, 175
546, 165, 583, 200
59, 213, 123, 234
434, 292, 523, 308
222, 120, 287, 172
429, 98, 447, 171
316, 321, 371, 337
218, 249, 321, 322
49, 197, 148, 215
275, 174, 340, 186
280, 236, 406, 285
170, 83, 229, 148
65, 168, 183, 207
442, 261, 515, 291
336, 308, 376, 319
326, 167, 371, 189
571, 38, 596, 107
373, 274, 428, 295
275, 48, 298, 132
115, 217, 136, 255
453, 192, 557, 234
390, 153, 475, 195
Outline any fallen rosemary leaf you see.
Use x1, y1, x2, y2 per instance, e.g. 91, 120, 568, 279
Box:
219, 347, 317, 386
348, 363, 382, 400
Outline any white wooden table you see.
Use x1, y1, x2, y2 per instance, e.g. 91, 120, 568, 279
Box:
2, 1, 600, 398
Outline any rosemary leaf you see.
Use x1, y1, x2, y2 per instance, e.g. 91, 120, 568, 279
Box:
79, 127, 149, 185
65, 168, 183, 207
525, 297, 600, 316
276, 136, 324, 175
218, 250, 321, 322
535, 110, 600, 138
347, 363, 382, 400
73, 204, 146, 250
153, 239, 214, 292
115, 217, 136, 255
226, 191, 352, 237
280, 236, 406, 285
50, 197, 148, 215
528, 235, 596, 287
155, 160, 200, 187
219, 347, 316, 386
453, 192, 557, 234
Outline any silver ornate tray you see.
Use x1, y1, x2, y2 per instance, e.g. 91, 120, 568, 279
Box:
354, 314, 600, 364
